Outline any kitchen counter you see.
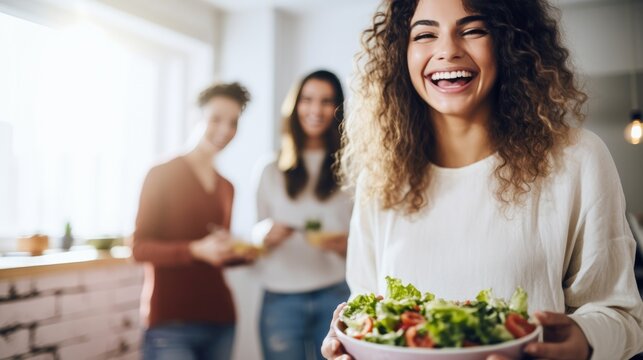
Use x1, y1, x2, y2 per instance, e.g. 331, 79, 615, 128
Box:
0, 246, 132, 280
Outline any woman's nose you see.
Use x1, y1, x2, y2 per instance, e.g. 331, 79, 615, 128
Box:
435, 35, 463, 61
309, 101, 322, 116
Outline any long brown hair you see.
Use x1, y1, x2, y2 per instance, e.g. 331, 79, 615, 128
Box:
339, 0, 587, 214
278, 70, 345, 200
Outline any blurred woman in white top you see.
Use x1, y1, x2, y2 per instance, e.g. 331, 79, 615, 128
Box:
253, 70, 353, 360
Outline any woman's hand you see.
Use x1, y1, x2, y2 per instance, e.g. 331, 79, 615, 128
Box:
321, 303, 353, 360
486, 311, 591, 360
189, 230, 238, 266
319, 234, 348, 257
222, 245, 261, 267
263, 222, 294, 249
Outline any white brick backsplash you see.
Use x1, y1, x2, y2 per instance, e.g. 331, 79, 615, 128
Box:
0, 278, 35, 299
57, 337, 109, 360
116, 350, 141, 360
34, 313, 110, 347
58, 287, 115, 317
88, 287, 116, 310
14, 278, 35, 296
0, 280, 10, 298
0, 296, 56, 328
109, 309, 140, 331
35, 273, 81, 293
118, 268, 144, 287
113, 264, 142, 282
114, 284, 142, 306
23, 353, 56, 360
59, 292, 90, 316
1, 262, 145, 360
0, 329, 29, 358
79, 265, 143, 294
106, 328, 142, 358
79, 268, 117, 290
119, 328, 142, 349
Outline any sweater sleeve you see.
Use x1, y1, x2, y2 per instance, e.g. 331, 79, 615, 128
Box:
345, 181, 379, 298
565, 133, 643, 359
251, 161, 274, 245
131, 167, 194, 267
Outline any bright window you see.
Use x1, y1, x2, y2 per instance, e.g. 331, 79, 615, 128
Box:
0, 8, 211, 251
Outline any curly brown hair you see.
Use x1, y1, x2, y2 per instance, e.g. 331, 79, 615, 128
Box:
198, 82, 251, 111
339, 0, 587, 214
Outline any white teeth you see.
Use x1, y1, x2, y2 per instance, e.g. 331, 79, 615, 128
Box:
430, 70, 473, 81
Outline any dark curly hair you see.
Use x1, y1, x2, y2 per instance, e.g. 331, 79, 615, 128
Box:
198, 82, 251, 111
339, 0, 587, 213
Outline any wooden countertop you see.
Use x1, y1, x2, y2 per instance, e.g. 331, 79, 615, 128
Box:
0, 246, 133, 280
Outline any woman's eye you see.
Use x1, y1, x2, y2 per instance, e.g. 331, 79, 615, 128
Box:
413, 33, 437, 41
462, 28, 488, 37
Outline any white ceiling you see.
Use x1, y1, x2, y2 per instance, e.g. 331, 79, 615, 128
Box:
201, 0, 612, 12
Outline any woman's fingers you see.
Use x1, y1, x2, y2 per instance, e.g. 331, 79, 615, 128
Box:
486, 355, 511, 360
322, 303, 349, 359
525, 311, 591, 360
525, 341, 574, 359
265, 223, 295, 247
533, 311, 572, 327
321, 338, 341, 358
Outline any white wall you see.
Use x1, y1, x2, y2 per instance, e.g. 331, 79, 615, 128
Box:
559, 1, 643, 213
559, 0, 643, 76
216, 8, 278, 360
289, 4, 374, 83
97, 0, 219, 46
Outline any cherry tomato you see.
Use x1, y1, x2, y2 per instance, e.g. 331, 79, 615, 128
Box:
505, 313, 536, 338
352, 316, 374, 340
400, 311, 426, 329
405, 326, 434, 348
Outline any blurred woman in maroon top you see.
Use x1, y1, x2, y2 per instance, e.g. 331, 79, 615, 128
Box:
132, 82, 256, 360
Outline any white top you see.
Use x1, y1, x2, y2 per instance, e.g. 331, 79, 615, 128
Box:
252, 150, 353, 293
346, 129, 643, 360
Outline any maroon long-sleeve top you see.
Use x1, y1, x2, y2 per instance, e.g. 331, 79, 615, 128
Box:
132, 156, 236, 328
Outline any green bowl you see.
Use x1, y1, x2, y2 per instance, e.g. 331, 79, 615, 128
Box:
86, 237, 122, 250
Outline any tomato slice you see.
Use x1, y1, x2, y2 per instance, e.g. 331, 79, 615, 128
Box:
352, 316, 374, 340
400, 311, 426, 330
504, 313, 536, 339
405, 326, 434, 348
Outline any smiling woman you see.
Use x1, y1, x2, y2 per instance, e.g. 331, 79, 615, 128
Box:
321, 0, 643, 359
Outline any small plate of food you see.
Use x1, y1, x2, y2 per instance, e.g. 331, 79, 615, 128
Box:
303, 219, 345, 247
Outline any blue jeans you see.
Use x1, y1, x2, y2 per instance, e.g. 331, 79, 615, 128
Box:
143, 323, 235, 360
259, 282, 351, 360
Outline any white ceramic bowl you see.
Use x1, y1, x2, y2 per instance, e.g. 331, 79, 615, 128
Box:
334, 320, 542, 360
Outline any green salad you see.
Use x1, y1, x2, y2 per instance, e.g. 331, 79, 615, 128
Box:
340, 277, 536, 348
